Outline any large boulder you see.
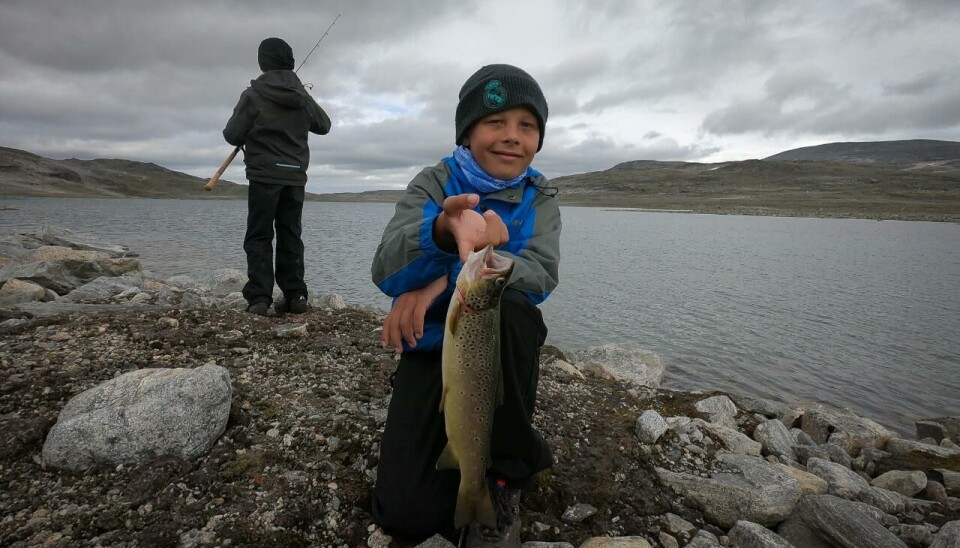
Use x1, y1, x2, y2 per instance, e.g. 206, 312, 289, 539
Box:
754, 419, 797, 461
876, 438, 960, 474
694, 419, 762, 456
806, 457, 870, 500
793, 495, 907, 548
870, 470, 927, 497
0, 245, 140, 294
800, 405, 893, 457
61, 276, 138, 303
656, 453, 800, 528
567, 343, 665, 387
728, 520, 796, 548
42, 365, 231, 470
930, 521, 960, 548
0, 278, 49, 306
915, 417, 960, 444
34, 225, 132, 257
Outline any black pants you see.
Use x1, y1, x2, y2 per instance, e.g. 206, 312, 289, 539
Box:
242, 181, 307, 305
372, 289, 553, 541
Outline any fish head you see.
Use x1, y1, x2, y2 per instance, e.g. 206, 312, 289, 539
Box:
455, 245, 515, 312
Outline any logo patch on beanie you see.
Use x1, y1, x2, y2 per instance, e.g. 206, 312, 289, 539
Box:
483, 79, 507, 109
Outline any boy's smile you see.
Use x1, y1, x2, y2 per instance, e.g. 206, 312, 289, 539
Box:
462, 106, 540, 180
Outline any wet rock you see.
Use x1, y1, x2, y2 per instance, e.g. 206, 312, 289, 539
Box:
795, 494, 908, 548
806, 457, 870, 500
871, 470, 928, 497
43, 364, 231, 469
567, 343, 664, 388
728, 520, 795, 547
930, 520, 960, 548
656, 453, 800, 527
800, 405, 893, 457
694, 395, 737, 417
753, 419, 797, 461
0, 278, 48, 306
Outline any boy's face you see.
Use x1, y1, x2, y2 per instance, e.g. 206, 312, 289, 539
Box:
462, 106, 540, 180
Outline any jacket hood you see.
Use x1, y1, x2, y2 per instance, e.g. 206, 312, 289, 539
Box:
250, 71, 308, 109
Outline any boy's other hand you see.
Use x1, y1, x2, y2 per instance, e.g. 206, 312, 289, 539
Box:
382, 275, 448, 353
437, 194, 509, 262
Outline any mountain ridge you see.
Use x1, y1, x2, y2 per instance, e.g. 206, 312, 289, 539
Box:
2, 140, 959, 221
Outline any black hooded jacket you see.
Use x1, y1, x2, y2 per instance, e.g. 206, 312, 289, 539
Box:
223, 70, 331, 186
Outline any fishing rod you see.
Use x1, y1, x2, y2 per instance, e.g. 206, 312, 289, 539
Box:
205, 13, 341, 192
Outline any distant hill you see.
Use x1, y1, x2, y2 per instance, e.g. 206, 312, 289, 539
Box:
764, 139, 960, 171
3, 141, 960, 221
553, 140, 960, 222
0, 147, 251, 199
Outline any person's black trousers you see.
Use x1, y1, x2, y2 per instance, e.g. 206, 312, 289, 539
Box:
242, 181, 307, 305
372, 289, 553, 541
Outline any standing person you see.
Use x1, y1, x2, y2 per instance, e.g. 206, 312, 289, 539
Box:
223, 37, 331, 316
370, 64, 561, 546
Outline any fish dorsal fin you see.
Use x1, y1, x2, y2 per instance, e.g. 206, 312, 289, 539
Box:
436, 442, 459, 471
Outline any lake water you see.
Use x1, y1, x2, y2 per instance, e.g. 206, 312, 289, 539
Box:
3, 197, 959, 435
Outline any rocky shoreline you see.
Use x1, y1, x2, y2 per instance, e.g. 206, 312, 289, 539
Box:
1, 226, 959, 548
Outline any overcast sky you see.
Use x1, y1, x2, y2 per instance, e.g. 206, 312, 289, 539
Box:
2, 0, 958, 193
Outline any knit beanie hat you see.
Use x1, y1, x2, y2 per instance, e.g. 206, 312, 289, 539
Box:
455, 64, 548, 151
258, 37, 294, 71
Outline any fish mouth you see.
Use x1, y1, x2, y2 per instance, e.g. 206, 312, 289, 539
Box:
463, 245, 514, 282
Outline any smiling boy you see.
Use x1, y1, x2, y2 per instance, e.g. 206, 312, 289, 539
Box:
370, 64, 561, 546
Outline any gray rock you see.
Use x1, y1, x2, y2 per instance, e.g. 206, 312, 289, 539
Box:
916, 417, 960, 444
274, 323, 309, 338
793, 445, 830, 465
15, 301, 162, 317
870, 470, 927, 497
796, 494, 908, 548
920, 479, 949, 504
790, 428, 817, 447
414, 534, 456, 548
806, 457, 871, 500
686, 530, 721, 548
561, 503, 597, 523
729, 394, 792, 420
567, 343, 665, 388
657, 532, 679, 548
0, 247, 140, 295
932, 468, 960, 495
881, 438, 960, 474
655, 453, 800, 527
776, 514, 833, 548
899, 524, 931, 546
822, 443, 854, 468
754, 419, 797, 461
204, 268, 245, 297
943, 438, 960, 451
42, 365, 231, 470
663, 513, 695, 534
930, 520, 960, 548
695, 395, 738, 417
544, 358, 586, 380
857, 486, 905, 515
0, 278, 48, 306
61, 276, 137, 303
522, 543, 574, 548
578, 538, 652, 548
800, 405, 893, 457
165, 274, 204, 292
694, 419, 762, 456
635, 409, 668, 444
34, 225, 131, 257
779, 464, 829, 495
729, 520, 796, 547
313, 292, 347, 310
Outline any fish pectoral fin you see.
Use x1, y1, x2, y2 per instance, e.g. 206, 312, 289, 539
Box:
435, 442, 460, 471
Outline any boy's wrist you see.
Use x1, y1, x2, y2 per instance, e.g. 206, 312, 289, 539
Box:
432, 213, 457, 253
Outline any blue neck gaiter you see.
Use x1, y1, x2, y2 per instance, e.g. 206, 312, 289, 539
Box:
452, 146, 529, 194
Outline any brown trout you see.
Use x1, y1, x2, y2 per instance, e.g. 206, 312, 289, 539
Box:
436, 245, 515, 529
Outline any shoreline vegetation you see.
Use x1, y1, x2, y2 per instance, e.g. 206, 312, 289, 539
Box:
2, 139, 959, 223
1, 226, 959, 547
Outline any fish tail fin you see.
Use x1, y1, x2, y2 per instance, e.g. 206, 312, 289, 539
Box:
454, 481, 497, 529
435, 442, 459, 470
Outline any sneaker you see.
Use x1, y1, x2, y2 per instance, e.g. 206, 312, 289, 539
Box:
245, 301, 271, 317
279, 294, 309, 314
463, 480, 521, 548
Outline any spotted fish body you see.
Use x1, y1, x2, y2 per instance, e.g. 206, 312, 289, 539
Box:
436, 245, 515, 529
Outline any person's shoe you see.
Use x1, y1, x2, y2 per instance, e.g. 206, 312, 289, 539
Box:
463, 480, 521, 548
278, 294, 309, 315
245, 301, 271, 317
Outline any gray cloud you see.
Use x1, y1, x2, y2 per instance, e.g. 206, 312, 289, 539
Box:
1, 0, 958, 193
